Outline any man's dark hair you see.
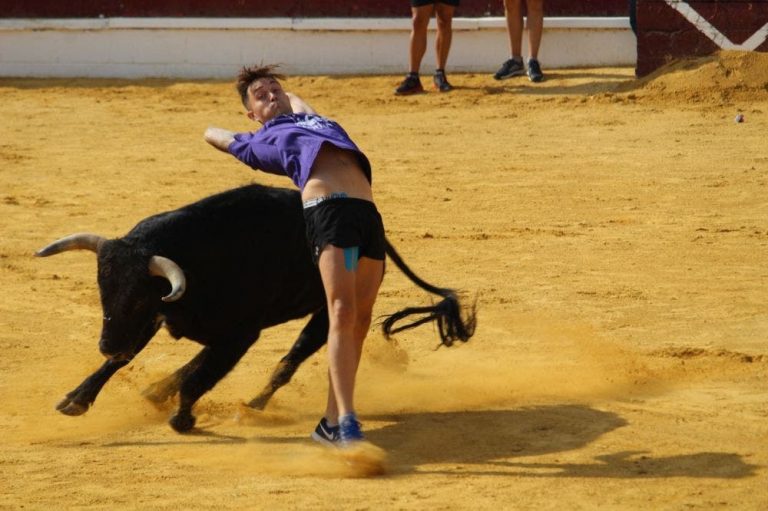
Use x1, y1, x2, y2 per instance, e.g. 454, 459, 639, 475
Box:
236, 64, 286, 108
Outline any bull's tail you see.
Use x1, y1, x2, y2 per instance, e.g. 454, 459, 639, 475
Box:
381, 238, 476, 347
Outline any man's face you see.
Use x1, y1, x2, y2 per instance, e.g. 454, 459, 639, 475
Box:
246, 78, 293, 124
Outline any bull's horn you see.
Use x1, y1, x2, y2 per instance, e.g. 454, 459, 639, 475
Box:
148, 255, 186, 302
35, 233, 106, 257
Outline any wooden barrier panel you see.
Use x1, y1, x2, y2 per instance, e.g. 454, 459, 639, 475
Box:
1, 0, 628, 18
637, 0, 768, 76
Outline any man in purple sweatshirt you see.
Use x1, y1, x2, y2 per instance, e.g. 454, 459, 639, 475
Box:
205, 65, 385, 448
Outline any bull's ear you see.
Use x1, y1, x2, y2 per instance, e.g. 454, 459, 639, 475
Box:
148, 256, 186, 302
36, 233, 106, 257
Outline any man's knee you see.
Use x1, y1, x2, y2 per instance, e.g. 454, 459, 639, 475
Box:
327, 299, 357, 329
435, 15, 452, 31
411, 7, 434, 27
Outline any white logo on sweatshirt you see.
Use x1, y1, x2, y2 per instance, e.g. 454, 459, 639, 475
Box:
295, 115, 334, 131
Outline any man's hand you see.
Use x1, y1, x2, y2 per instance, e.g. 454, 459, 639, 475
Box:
204, 127, 236, 153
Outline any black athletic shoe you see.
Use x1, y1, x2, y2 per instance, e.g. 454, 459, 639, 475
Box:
311, 417, 340, 446
395, 74, 424, 95
433, 70, 453, 92
527, 58, 544, 82
493, 58, 525, 80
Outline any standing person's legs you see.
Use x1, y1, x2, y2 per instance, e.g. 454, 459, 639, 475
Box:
525, 0, 544, 60
409, 5, 435, 74
504, 0, 524, 58
494, 0, 526, 79
524, 0, 545, 82
433, 2, 456, 92
434, 3, 455, 71
396, 4, 433, 94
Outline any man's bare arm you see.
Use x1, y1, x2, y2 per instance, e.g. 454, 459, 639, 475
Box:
204, 127, 236, 153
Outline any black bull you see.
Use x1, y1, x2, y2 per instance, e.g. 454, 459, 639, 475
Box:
36, 184, 476, 432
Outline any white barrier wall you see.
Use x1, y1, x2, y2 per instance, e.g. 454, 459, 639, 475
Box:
0, 17, 636, 78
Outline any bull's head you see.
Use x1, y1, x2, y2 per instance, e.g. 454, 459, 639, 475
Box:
36, 233, 186, 361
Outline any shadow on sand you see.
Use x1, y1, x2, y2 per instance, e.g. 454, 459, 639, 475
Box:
364, 405, 757, 479
366, 405, 625, 469
481, 71, 632, 96
68, 404, 757, 480
484, 451, 757, 479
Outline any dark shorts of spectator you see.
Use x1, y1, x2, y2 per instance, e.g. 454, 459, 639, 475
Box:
411, 0, 460, 8
303, 196, 386, 267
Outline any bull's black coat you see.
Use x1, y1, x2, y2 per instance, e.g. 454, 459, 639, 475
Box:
37, 184, 475, 432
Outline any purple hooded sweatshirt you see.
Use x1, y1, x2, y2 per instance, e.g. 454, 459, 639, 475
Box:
228, 113, 372, 190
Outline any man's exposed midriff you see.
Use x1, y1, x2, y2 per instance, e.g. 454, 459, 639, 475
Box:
302, 143, 373, 203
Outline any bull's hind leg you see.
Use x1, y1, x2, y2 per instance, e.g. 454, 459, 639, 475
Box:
170, 339, 254, 433
57, 359, 129, 415
248, 309, 329, 409
142, 349, 205, 406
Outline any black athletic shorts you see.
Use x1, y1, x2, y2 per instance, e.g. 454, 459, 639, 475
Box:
303, 197, 386, 265
411, 0, 459, 7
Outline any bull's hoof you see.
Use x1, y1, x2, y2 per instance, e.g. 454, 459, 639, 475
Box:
56, 397, 89, 416
169, 412, 196, 433
246, 394, 271, 410
142, 383, 176, 406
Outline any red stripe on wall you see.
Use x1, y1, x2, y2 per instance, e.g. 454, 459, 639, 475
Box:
0, 0, 629, 18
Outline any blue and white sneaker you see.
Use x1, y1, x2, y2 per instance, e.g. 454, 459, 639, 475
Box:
339, 412, 364, 446
311, 417, 340, 446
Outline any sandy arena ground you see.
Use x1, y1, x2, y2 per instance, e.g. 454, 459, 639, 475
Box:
1, 51, 767, 509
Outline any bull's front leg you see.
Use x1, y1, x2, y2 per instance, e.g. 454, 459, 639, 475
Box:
56, 359, 129, 416
248, 308, 329, 409
170, 339, 254, 433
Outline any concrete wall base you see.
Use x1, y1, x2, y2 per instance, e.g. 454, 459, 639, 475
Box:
0, 17, 636, 78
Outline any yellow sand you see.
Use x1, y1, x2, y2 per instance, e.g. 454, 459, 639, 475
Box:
1, 51, 766, 509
